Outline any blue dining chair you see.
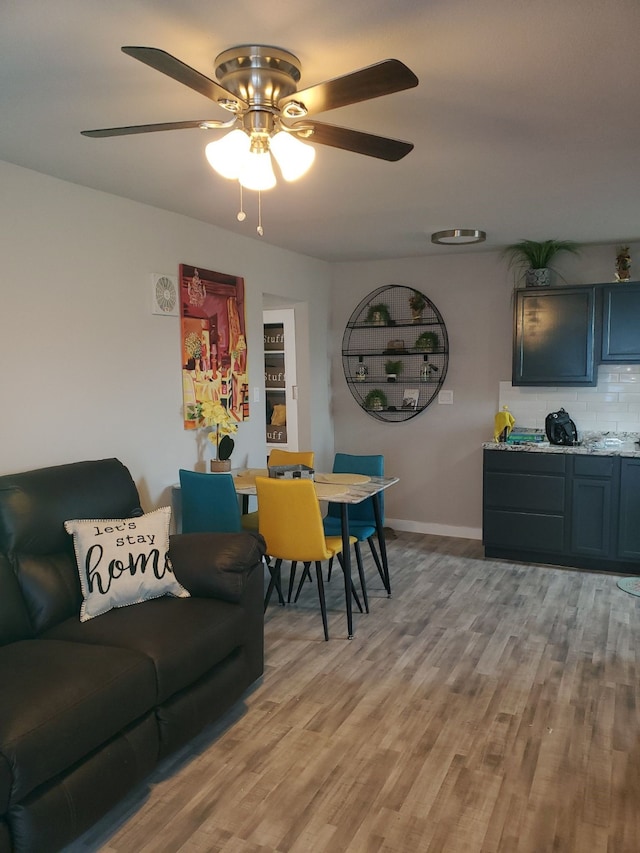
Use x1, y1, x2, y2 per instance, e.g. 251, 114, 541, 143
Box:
322, 453, 389, 596
178, 469, 242, 533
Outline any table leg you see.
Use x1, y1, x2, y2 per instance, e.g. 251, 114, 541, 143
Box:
372, 493, 391, 597
341, 503, 354, 639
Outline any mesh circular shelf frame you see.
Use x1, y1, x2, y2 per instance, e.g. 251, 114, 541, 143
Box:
342, 285, 449, 422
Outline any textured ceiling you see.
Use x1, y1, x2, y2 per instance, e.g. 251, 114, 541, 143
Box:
2, 0, 640, 261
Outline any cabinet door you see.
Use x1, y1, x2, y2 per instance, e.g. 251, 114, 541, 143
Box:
601, 282, 640, 363
618, 458, 640, 560
569, 456, 616, 559
570, 478, 613, 557
513, 287, 597, 386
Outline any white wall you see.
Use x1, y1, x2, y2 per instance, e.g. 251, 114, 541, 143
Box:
0, 161, 333, 511
331, 241, 640, 539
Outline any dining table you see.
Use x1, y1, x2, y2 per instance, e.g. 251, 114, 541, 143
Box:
233, 469, 399, 639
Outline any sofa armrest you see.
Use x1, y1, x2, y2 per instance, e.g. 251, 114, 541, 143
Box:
169, 532, 266, 603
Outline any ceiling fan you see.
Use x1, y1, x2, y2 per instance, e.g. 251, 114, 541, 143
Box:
82, 45, 419, 166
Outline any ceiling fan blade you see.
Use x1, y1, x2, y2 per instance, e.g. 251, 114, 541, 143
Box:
121, 46, 248, 110
294, 121, 413, 161
279, 59, 418, 116
81, 119, 230, 138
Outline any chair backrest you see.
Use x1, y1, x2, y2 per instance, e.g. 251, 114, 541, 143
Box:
178, 469, 241, 533
268, 449, 315, 468
327, 453, 384, 523
255, 476, 329, 562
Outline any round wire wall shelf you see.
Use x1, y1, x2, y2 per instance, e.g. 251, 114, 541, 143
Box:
342, 285, 449, 422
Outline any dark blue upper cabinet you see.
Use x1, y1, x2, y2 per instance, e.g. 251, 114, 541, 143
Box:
601, 282, 640, 362
513, 286, 597, 386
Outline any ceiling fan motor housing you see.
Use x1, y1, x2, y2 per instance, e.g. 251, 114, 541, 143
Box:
214, 45, 301, 112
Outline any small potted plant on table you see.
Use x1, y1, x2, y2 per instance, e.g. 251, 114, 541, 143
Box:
187, 400, 237, 472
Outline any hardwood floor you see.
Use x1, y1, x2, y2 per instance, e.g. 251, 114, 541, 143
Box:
66, 533, 640, 853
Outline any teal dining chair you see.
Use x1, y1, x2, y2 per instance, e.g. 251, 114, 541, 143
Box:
322, 453, 389, 596
178, 469, 242, 533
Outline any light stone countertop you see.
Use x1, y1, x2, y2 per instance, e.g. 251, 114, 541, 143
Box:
483, 432, 640, 457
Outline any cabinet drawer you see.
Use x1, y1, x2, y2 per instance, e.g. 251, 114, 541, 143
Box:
483, 450, 566, 475
485, 472, 565, 512
572, 456, 615, 477
484, 510, 565, 552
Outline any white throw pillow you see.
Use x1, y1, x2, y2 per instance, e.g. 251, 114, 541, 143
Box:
65, 506, 189, 622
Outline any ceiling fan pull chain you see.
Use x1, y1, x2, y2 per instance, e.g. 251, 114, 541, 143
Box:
236, 182, 246, 222
257, 191, 264, 237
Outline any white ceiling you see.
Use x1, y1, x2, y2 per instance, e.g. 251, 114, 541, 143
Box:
3, 0, 640, 262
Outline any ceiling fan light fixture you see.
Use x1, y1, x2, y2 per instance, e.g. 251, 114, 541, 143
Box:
205, 129, 250, 179
238, 148, 276, 191
269, 131, 316, 181
431, 229, 487, 245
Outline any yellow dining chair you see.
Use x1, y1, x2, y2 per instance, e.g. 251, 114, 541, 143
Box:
255, 476, 355, 641
240, 449, 315, 532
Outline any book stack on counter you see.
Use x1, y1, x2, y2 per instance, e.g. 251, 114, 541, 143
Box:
505, 428, 547, 445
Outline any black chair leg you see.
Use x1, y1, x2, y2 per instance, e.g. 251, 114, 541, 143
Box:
294, 562, 312, 603
327, 556, 334, 581
315, 561, 329, 641
264, 558, 284, 611
287, 561, 298, 603
368, 537, 387, 590
335, 552, 363, 614
354, 542, 369, 614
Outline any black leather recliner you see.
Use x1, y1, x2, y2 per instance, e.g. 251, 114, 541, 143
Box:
0, 458, 265, 853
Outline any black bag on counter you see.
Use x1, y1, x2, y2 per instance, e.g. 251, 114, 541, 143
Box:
545, 408, 578, 445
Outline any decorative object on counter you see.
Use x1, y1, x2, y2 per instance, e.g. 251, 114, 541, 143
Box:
420, 356, 438, 380
364, 388, 388, 411
355, 356, 368, 381
385, 359, 403, 382
408, 289, 427, 322
187, 400, 237, 472
615, 245, 631, 282
544, 408, 578, 446
493, 405, 515, 442
415, 330, 439, 352
366, 302, 392, 325
502, 239, 581, 288
505, 429, 546, 445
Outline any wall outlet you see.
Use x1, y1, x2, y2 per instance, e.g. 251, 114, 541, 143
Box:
438, 390, 454, 405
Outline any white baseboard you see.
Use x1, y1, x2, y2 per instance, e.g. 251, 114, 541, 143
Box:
386, 518, 482, 541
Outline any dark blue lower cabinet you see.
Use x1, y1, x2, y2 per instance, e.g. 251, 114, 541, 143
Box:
483, 449, 635, 571
618, 458, 640, 560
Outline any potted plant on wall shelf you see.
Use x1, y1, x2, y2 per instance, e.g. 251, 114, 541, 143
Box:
384, 359, 403, 382
364, 388, 388, 411
415, 330, 439, 352
502, 239, 581, 288
408, 290, 427, 323
365, 302, 392, 326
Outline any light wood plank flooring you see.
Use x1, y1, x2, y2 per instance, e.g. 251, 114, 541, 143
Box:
66, 533, 640, 852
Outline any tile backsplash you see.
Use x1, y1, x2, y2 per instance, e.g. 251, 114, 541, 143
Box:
498, 364, 640, 436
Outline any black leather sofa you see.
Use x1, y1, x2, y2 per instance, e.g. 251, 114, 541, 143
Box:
0, 459, 265, 853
